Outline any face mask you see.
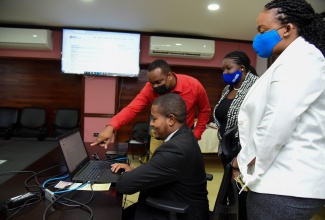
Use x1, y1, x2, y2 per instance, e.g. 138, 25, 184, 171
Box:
223, 70, 242, 86
153, 82, 168, 95
252, 28, 283, 58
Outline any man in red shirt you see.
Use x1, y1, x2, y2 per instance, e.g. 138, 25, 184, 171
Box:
91, 59, 211, 148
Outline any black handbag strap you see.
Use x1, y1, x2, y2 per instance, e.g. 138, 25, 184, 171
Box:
221, 125, 240, 157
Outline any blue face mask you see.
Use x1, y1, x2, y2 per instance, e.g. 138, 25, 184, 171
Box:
223, 70, 242, 86
252, 28, 283, 58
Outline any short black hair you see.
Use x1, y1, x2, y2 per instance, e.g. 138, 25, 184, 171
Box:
224, 50, 258, 76
152, 93, 187, 123
148, 59, 171, 75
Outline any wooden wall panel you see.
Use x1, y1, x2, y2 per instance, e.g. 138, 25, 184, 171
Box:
0, 59, 83, 136
115, 69, 151, 142
0, 59, 225, 142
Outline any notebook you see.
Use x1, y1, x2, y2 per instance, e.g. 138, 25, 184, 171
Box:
57, 128, 121, 183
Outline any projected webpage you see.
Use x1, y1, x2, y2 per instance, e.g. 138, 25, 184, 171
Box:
62, 29, 140, 77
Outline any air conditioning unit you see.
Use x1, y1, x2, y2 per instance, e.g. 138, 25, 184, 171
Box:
0, 27, 52, 50
149, 36, 215, 59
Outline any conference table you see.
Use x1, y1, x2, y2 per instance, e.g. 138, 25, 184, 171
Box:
0, 142, 128, 220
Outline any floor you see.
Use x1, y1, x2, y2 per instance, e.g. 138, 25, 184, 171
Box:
122, 153, 325, 220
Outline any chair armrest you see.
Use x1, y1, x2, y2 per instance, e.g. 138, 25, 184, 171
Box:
53, 123, 78, 130
40, 124, 48, 132
146, 196, 189, 214
4, 123, 17, 131
129, 139, 144, 144
206, 173, 213, 181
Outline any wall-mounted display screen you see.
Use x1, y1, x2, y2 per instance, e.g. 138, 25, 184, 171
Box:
61, 29, 140, 77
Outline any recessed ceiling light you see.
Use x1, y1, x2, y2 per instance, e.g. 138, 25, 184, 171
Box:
208, 3, 220, 11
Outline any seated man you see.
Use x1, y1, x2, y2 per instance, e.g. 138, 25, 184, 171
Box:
111, 93, 209, 220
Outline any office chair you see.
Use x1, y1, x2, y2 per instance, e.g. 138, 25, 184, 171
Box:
53, 108, 80, 137
146, 166, 238, 220
145, 125, 240, 220
145, 173, 230, 220
18, 107, 47, 140
128, 121, 150, 161
0, 107, 20, 140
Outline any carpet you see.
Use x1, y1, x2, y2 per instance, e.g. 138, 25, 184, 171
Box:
0, 138, 58, 185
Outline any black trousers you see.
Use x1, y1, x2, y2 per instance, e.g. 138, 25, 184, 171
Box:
221, 153, 247, 220
122, 203, 137, 220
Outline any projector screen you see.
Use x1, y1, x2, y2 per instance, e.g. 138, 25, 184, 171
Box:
61, 29, 141, 77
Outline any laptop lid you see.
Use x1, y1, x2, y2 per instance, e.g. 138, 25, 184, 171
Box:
57, 128, 90, 179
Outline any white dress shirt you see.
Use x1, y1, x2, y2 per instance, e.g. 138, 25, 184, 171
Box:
237, 37, 325, 199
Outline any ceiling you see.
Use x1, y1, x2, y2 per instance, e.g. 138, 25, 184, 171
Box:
0, 0, 324, 42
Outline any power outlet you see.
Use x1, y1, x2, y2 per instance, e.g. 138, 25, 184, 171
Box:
93, 133, 99, 137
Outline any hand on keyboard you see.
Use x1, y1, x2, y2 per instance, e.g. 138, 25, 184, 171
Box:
111, 163, 134, 173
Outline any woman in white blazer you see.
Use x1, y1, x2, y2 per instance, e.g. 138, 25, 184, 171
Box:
230, 0, 325, 219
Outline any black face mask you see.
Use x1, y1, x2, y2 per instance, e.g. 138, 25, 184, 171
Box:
153, 82, 168, 95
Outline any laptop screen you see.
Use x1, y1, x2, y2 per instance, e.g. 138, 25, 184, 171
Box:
58, 130, 88, 174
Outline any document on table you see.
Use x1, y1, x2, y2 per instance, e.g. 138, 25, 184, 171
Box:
55, 181, 111, 191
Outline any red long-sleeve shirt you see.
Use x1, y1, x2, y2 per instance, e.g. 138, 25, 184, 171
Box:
109, 73, 211, 139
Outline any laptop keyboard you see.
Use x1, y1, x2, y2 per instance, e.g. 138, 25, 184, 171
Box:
81, 162, 111, 181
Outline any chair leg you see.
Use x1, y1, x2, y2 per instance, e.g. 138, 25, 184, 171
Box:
169, 212, 178, 220
131, 145, 134, 159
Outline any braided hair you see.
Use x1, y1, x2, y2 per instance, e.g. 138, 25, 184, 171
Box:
265, 0, 325, 56
224, 50, 258, 76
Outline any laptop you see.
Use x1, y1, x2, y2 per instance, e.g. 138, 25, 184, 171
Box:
57, 128, 121, 183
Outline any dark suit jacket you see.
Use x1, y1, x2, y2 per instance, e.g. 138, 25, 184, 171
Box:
117, 124, 209, 220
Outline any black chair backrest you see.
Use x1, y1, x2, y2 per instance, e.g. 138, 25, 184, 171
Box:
0, 107, 19, 128
130, 122, 150, 144
20, 107, 46, 128
221, 125, 240, 157
54, 108, 80, 128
